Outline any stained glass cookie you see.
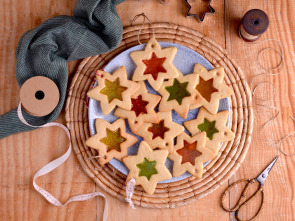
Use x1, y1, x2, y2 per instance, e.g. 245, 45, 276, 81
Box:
168, 132, 215, 178
184, 107, 235, 155
87, 66, 141, 115
133, 111, 184, 153
86, 118, 137, 165
157, 72, 198, 119
190, 64, 233, 114
130, 38, 179, 90
123, 141, 172, 195
114, 81, 161, 133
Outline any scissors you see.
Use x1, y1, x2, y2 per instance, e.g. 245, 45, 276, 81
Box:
221, 156, 279, 221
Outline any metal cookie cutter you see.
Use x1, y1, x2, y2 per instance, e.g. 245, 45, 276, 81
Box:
184, 0, 215, 22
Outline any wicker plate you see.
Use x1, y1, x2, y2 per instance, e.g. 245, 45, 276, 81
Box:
65, 23, 253, 208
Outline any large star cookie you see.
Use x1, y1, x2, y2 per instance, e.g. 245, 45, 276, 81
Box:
123, 141, 172, 195
168, 132, 215, 178
130, 38, 179, 90
133, 111, 184, 153
114, 81, 161, 133
86, 118, 137, 165
190, 64, 233, 114
157, 72, 198, 119
87, 66, 140, 115
184, 107, 235, 155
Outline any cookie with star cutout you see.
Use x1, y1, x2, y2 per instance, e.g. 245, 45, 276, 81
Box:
123, 141, 172, 195
86, 118, 138, 165
87, 66, 141, 115
190, 64, 233, 114
114, 81, 161, 133
130, 38, 179, 91
133, 111, 184, 153
157, 72, 198, 119
184, 107, 235, 155
168, 132, 215, 178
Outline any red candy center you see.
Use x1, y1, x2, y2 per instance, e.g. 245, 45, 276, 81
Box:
142, 52, 167, 80
176, 140, 202, 165
148, 120, 169, 139
131, 95, 149, 117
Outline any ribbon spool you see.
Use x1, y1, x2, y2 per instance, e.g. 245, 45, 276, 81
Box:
20, 76, 60, 117
239, 9, 269, 42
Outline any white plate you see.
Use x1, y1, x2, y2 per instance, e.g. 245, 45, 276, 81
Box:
88, 42, 230, 183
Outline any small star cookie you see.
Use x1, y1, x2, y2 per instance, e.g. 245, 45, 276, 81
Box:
157, 72, 198, 119
87, 66, 141, 115
184, 107, 235, 155
133, 111, 184, 153
114, 81, 161, 133
168, 132, 215, 178
130, 38, 179, 90
123, 141, 172, 195
86, 118, 137, 165
190, 64, 233, 114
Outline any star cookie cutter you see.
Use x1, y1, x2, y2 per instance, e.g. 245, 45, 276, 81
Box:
184, 0, 215, 22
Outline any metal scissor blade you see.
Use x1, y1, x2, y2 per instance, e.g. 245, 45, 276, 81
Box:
255, 155, 279, 186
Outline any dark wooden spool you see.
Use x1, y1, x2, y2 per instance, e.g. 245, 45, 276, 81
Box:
239, 9, 269, 42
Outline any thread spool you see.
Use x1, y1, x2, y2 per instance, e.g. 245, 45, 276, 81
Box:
20, 76, 60, 117
239, 9, 269, 42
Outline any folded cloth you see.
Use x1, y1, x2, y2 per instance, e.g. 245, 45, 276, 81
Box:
0, 0, 125, 139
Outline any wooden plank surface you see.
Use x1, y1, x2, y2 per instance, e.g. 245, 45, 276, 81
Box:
0, 0, 294, 220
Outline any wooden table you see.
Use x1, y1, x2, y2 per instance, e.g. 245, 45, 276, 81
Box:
0, 0, 294, 220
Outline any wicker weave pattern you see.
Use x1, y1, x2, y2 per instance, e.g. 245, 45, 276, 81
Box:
65, 23, 253, 208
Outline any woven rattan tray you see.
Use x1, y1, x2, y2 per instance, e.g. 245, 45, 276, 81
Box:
65, 22, 253, 208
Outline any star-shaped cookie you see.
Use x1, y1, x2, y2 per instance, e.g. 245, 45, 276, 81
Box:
86, 118, 138, 165
123, 141, 172, 195
157, 72, 198, 119
87, 66, 141, 115
190, 64, 233, 114
184, 107, 235, 155
130, 38, 179, 90
133, 111, 184, 153
114, 81, 161, 132
168, 132, 215, 178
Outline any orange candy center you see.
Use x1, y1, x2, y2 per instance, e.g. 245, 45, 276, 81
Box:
195, 77, 218, 102
176, 140, 202, 165
142, 52, 167, 80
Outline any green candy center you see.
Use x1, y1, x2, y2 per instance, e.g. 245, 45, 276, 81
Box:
137, 158, 158, 180
197, 118, 219, 140
100, 78, 127, 103
100, 128, 126, 152
165, 79, 191, 105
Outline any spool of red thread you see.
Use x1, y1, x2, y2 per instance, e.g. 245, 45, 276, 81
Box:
239, 9, 269, 42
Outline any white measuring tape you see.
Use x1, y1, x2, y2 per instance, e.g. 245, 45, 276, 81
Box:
17, 102, 108, 220
125, 178, 136, 209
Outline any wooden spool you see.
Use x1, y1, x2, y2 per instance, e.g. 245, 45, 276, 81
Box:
20, 76, 59, 116
239, 9, 269, 42
65, 23, 253, 208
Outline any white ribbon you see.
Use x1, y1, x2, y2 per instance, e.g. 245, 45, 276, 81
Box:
17, 102, 108, 221
125, 178, 136, 209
